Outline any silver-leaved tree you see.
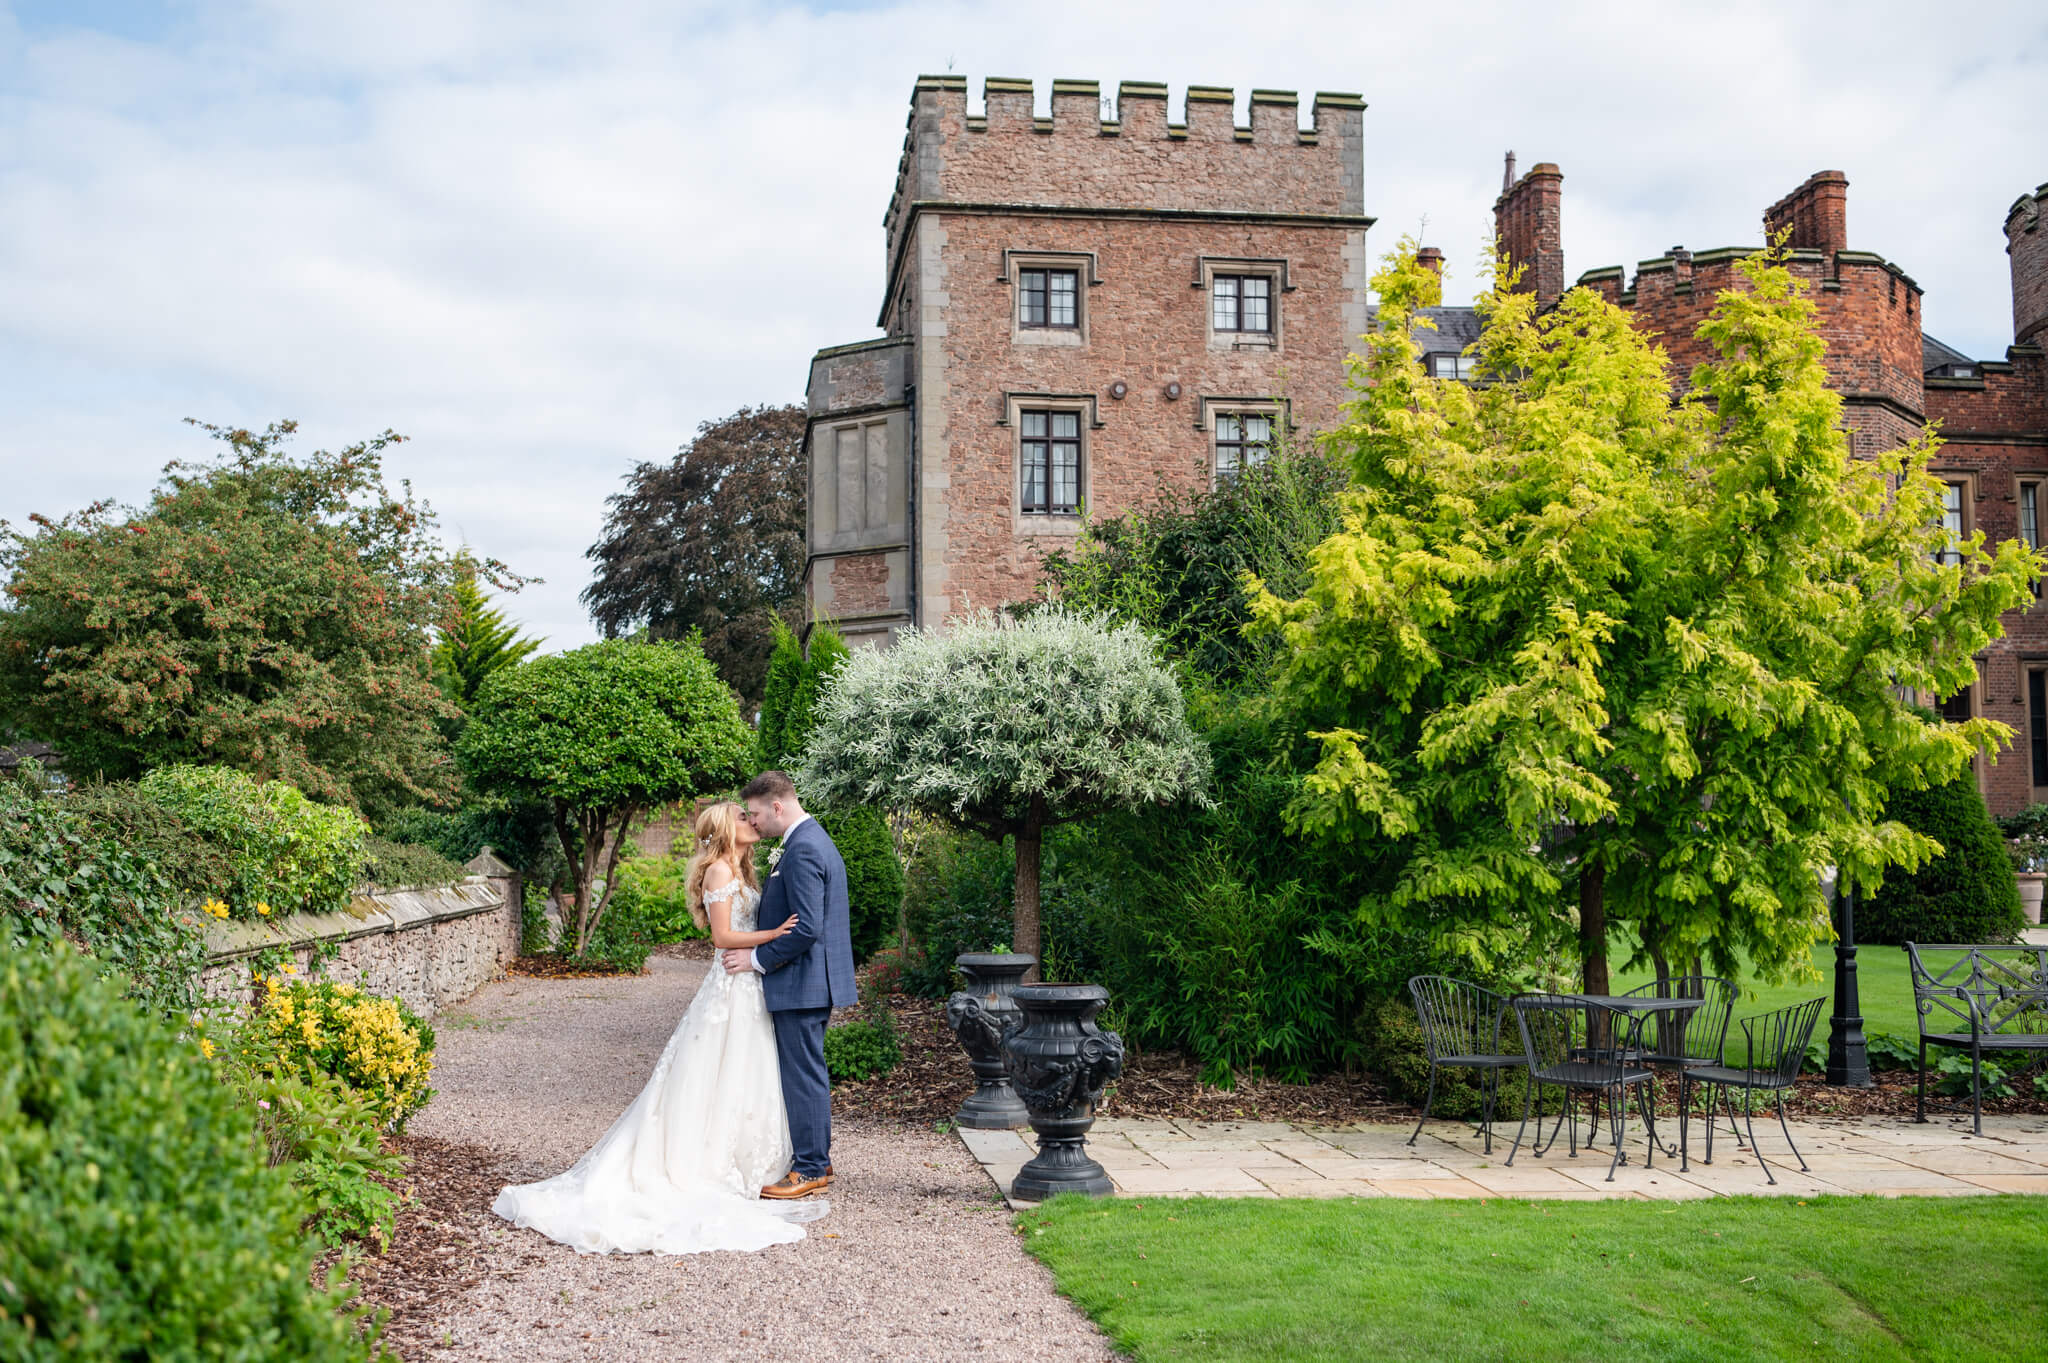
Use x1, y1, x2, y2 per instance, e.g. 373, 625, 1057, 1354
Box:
799, 608, 1211, 973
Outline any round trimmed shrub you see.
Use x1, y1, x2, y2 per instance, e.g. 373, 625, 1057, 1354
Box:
1863, 770, 2026, 945
0, 941, 379, 1360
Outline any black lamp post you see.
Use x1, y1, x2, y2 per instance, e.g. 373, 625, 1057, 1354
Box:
1826, 876, 1874, 1087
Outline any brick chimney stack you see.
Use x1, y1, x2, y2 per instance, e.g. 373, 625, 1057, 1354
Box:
1495, 159, 1564, 309
1764, 170, 1849, 256
1414, 245, 1444, 275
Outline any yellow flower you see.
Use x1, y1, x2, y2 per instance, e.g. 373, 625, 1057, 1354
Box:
200, 898, 230, 920
257, 902, 271, 916
198, 1037, 215, 1059
280, 962, 297, 975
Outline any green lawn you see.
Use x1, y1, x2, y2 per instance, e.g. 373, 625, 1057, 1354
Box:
1609, 942, 1916, 1065
1022, 1194, 2048, 1363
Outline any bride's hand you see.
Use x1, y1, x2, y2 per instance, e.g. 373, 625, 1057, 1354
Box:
773, 914, 798, 937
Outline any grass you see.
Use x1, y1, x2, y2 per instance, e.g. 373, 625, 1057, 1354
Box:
1022, 1194, 2048, 1363
1609, 942, 1917, 1066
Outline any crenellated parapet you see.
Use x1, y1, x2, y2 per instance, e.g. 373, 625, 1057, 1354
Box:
881, 75, 1367, 294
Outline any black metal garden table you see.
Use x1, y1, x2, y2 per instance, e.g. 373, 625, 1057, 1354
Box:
1566, 994, 1707, 1168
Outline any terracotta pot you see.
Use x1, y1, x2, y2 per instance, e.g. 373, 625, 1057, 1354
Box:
1003, 982, 1125, 1200
943, 953, 1036, 1129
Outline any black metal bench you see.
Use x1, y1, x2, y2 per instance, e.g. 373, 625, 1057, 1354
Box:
1904, 942, 2048, 1134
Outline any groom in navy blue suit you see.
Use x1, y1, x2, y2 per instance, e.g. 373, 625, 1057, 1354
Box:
724, 770, 856, 1199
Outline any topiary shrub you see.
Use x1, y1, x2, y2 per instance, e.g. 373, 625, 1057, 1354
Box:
137, 764, 366, 920
1863, 770, 2026, 945
819, 805, 904, 965
0, 941, 384, 1360
754, 618, 804, 769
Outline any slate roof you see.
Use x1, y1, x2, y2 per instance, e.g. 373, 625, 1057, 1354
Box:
1924, 334, 1975, 374
1363, 304, 1484, 358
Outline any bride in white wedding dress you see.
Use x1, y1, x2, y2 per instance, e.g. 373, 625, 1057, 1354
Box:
492, 801, 830, 1254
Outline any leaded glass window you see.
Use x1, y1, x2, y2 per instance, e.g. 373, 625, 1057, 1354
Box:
1213, 274, 1272, 333
1020, 269, 1079, 329
1215, 412, 1274, 481
1021, 410, 1081, 514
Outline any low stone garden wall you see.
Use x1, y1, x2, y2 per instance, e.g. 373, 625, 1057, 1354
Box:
200, 855, 520, 1017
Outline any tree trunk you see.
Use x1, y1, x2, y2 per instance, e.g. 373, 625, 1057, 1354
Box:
1579, 862, 1610, 997
1013, 804, 1044, 982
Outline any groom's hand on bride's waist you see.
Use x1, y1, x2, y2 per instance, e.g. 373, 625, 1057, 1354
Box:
721, 948, 761, 975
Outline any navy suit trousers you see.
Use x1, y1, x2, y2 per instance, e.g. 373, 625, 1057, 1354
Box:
771, 1006, 833, 1177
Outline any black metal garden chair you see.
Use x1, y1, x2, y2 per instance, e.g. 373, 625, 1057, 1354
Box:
1406, 976, 1523, 1154
1617, 974, 1736, 1156
1678, 996, 1825, 1186
1504, 994, 1657, 1182
1904, 943, 2048, 1135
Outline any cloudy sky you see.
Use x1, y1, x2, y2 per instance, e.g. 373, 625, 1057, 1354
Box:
4, 0, 2043, 650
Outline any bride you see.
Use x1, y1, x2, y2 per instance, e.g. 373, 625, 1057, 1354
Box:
492, 801, 830, 1254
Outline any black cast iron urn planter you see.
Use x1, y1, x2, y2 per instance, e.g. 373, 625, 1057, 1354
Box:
944, 953, 1036, 1129
1004, 982, 1126, 1200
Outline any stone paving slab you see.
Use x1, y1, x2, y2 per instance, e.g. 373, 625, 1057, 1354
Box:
969, 1113, 2048, 1209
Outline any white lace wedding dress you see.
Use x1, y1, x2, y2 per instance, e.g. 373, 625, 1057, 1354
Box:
491, 881, 828, 1254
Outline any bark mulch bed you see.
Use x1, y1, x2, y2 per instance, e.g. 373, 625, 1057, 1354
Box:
330, 1136, 522, 1360
832, 993, 1406, 1127
834, 993, 2048, 1129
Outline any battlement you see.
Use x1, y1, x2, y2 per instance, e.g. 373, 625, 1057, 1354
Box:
882, 75, 1367, 286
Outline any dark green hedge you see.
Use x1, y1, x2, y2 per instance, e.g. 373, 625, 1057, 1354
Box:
0, 941, 383, 1361
1863, 770, 2025, 945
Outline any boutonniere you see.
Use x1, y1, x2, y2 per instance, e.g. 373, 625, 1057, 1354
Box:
768, 847, 784, 871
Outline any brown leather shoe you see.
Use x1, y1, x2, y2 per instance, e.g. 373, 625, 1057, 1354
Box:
760, 1170, 831, 1199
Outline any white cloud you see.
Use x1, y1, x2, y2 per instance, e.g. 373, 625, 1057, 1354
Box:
2, 0, 2043, 650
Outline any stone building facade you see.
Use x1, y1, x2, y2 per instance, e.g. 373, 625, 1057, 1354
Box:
1494, 161, 2048, 815
799, 76, 2048, 816
802, 76, 1372, 647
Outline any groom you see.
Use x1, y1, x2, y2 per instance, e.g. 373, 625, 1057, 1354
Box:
724, 770, 856, 1199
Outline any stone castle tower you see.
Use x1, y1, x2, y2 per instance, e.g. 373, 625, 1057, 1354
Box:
801, 75, 1372, 646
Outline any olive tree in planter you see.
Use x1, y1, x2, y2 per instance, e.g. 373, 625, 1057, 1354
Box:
457, 638, 752, 956
798, 608, 1211, 973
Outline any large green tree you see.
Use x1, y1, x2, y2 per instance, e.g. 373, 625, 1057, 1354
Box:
800, 608, 1211, 969
0, 420, 484, 812
1249, 245, 2037, 992
582, 404, 806, 711
457, 638, 752, 955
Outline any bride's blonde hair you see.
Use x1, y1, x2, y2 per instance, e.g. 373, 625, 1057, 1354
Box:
684, 800, 759, 932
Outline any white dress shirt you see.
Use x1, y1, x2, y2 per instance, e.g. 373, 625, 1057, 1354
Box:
746, 813, 810, 973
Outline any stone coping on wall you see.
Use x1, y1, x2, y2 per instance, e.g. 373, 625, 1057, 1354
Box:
200, 878, 503, 963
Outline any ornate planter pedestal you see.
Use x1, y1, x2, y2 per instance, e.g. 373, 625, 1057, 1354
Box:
1004, 983, 1125, 1201
2019, 872, 2045, 927
944, 953, 1036, 1129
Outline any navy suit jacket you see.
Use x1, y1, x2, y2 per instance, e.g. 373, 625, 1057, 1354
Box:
753, 816, 857, 1012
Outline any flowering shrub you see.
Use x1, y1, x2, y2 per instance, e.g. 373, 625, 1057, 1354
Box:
138, 764, 366, 920
250, 976, 437, 1129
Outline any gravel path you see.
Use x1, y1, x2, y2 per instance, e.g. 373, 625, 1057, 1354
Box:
403, 952, 1116, 1362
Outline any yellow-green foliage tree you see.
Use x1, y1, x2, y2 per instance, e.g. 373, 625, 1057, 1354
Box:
1250, 243, 2037, 992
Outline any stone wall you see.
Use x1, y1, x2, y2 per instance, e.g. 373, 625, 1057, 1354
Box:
199, 871, 518, 1018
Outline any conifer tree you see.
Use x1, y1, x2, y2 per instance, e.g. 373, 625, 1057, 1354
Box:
433, 558, 542, 709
